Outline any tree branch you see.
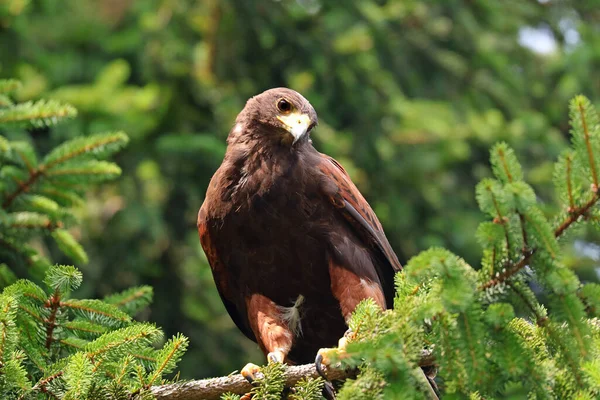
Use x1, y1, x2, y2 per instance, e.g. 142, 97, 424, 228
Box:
2, 169, 43, 209
479, 192, 599, 290
151, 350, 435, 400
44, 289, 61, 350
150, 363, 351, 400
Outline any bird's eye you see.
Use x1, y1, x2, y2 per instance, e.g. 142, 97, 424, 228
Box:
276, 99, 292, 114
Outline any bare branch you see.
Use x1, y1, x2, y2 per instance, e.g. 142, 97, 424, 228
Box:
150, 350, 435, 400
150, 363, 351, 400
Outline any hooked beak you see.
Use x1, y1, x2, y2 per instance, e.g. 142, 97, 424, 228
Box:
277, 112, 313, 144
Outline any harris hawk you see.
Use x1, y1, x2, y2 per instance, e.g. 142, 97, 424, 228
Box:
198, 88, 402, 382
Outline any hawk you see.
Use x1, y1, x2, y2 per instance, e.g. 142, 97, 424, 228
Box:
198, 88, 402, 381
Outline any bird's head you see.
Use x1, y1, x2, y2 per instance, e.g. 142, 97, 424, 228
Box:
234, 88, 318, 147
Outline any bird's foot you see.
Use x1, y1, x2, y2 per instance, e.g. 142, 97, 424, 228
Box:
241, 350, 285, 384
241, 363, 261, 384
267, 350, 285, 364
315, 329, 352, 379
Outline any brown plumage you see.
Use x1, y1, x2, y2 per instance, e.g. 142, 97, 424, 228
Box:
198, 88, 402, 365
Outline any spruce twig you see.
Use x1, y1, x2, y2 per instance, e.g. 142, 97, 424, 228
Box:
578, 101, 598, 189
2, 170, 43, 209
479, 192, 599, 290
44, 290, 61, 350
565, 153, 576, 211
2, 132, 127, 209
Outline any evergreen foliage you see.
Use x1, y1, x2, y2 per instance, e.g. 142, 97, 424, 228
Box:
0, 264, 188, 399
0, 78, 128, 280
0, 80, 188, 399
316, 95, 600, 398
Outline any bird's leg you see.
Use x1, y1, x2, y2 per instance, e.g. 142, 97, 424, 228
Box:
241, 294, 294, 384
316, 260, 386, 378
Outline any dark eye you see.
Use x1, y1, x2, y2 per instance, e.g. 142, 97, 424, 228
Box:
276, 99, 292, 113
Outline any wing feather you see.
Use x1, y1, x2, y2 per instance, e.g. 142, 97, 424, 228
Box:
318, 154, 402, 306
198, 209, 256, 341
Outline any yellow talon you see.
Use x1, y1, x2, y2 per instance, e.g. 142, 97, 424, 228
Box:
267, 350, 285, 364
315, 331, 352, 379
241, 362, 261, 384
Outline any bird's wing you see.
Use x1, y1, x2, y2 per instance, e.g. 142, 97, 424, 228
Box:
318, 154, 402, 306
198, 209, 256, 341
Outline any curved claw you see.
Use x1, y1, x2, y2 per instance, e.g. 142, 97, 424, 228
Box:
315, 334, 349, 381
323, 381, 336, 400
315, 353, 327, 380
267, 350, 285, 364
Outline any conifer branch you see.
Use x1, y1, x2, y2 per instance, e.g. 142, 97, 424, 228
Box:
479, 250, 534, 290
19, 305, 44, 322
518, 213, 529, 250
0, 79, 22, 95
24, 371, 64, 400
507, 281, 547, 326
554, 193, 599, 237
498, 145, 531, 252
578, 101, 598, 189
2, 170, 43, 209
480, 192, 599, 290
0, 100, 76, 127
2, 132, 127, 209
565, 153, 576, 211
44, 290, 61, 350
489, 190, 511, 252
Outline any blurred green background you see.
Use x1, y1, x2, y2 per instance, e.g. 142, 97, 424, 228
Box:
1, 0, 599, 379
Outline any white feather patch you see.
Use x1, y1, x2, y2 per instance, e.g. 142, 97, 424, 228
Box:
233, 123, 243, 134
277, 295, 305, 337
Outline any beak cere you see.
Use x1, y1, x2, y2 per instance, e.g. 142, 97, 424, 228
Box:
277, 113, 312, 144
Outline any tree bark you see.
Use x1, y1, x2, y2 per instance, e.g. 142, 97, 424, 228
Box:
150, 363, 352, 400
150, 350, 435, 400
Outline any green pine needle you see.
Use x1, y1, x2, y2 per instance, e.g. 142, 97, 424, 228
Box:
51, 229, 89, 265
0, 79, 22, 95
42, 131, 129, 168
250, 362, 286, 400
289, 377, 325, 400
43, 264, 83, 293
63, 352, 94, 400
84, 323, 162, 361
104, 286, 153, 316
45, 160, 122, 184
61, 298, 132, 326
0, 264, 17, 288
2, 350, 32, 392
147, 333, 189, 385
220, 394, 241, 400
0, 99, 77, 127
490, 142, 523, 183
1, 211, 52, 231
0, 94, 13, 107
569, 95, 600, 189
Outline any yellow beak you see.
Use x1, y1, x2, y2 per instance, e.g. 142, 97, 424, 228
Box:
277, 112, 312, 144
